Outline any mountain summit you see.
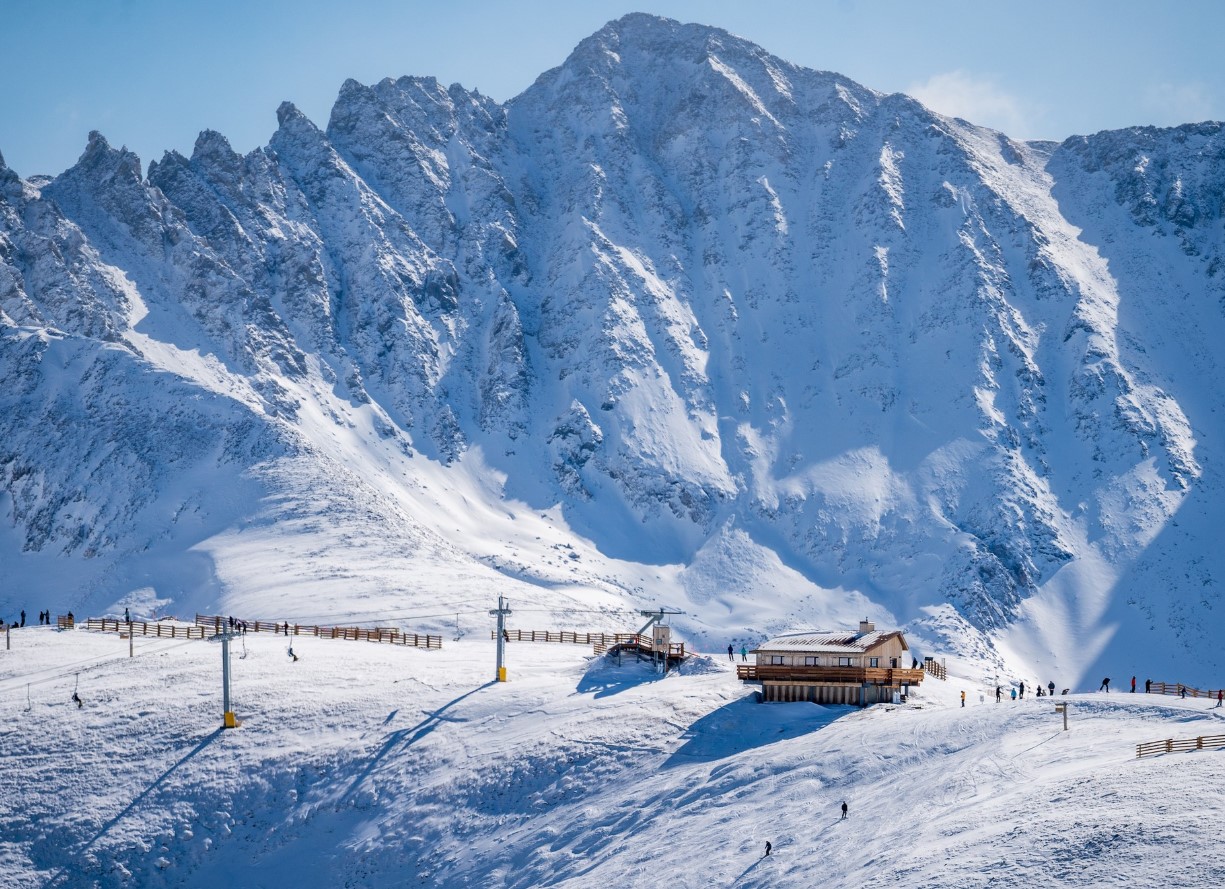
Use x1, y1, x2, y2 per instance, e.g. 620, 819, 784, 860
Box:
2, 15, 1223, 684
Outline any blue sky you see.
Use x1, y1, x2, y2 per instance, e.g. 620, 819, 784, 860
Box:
1, 0, 1222, 178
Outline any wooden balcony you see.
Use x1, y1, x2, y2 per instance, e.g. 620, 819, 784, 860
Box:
737, 664, 925, 686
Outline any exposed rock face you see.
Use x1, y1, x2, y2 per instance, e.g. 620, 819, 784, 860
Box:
2, 14, 1222, 680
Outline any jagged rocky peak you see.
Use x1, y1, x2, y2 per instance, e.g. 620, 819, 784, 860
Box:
70, 130, 144, 184
189, 129, 242, 171
0, 147, 19, 192
275, 100, 317, 133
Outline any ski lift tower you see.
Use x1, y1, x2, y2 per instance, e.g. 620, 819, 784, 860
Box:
208, 626, 241, 729
638, 608, 683, 672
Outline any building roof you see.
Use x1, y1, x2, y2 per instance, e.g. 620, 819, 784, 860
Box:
753, 630, 908, 655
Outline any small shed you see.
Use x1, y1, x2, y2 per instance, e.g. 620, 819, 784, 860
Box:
738, 620, 924, 705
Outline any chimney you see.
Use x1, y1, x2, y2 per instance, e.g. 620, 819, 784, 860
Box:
858, 619, 875, 634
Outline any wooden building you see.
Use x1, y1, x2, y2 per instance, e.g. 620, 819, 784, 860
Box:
737, 620, 924, 705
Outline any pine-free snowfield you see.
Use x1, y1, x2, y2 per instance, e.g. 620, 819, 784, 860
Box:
2, 626, 1223, 888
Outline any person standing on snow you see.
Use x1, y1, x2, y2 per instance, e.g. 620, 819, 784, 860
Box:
841, 801, 848, 819
1130, 676, 1136, 693
1216, 690, 1222, 708
1145, 678, 1152, 694
1048, 680, 1056, 697
740, 646, 748, 662
1019, 681, 1025, 699
1010, 687, 1017, 701
764, 841, 771, 857
728, 644, 734, 661
1100, 677, 1110, 692
995, 685, 1002, 703
961, 690, 966, 707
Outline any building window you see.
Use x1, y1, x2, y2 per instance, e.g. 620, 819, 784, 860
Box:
769, 655, 784, 665
838, 657, 852, 667
869, 657, 880, 667
804, 656, 819, 666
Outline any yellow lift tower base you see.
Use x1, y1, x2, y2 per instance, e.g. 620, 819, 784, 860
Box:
223, 711, 241, 729
497, 667, 508, 682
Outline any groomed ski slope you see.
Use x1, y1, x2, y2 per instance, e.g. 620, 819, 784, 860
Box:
2, 626, 1223, 888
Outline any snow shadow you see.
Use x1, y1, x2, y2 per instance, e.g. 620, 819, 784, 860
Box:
343, 682, 494, 798
42, 728, 223, 887
575, 653, 670, 698
664, 695, 847, 766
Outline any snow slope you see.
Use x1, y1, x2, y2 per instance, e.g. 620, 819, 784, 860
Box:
2, 626, 1223, 887
2, 13, 1225, 688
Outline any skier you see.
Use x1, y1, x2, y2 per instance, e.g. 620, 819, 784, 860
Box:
764, 841, 772, 857
1216, 690, 1223, 708
841, 801, 848, 819
71, 692, 82, 709
1100, 677, 1110, 692
288, 646, 298, 663
1179, 684, 1186, 699
1130, 675, 1136, 693
961, 690, 966, 707
995, 685, 1002, 703
728, 644, 734, 661
1048, 680, 1055, 698
1145, 678, 1152, 694
740, 646, 748, 662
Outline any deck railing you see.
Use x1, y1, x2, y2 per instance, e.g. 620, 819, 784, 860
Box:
737, 664, 925, 685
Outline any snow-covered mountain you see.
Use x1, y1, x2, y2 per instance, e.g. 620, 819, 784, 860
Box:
2, 14, 1223, 686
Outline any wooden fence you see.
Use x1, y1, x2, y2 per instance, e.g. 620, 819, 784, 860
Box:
56, 615, 75, 629
494, 629, 634, 646
1146, 681, 1224, 700
1136, 733, 1225, 759
195, 614, 441, 649
924, 658, 947, 681
497, 629, 686, 659
86, 618, 205, 639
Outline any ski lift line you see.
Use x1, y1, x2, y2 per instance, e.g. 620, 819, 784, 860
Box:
281, 599, 492, 620
508, 608, 647, 615
231, 606, 492, 628
0, 637, 200, 696
219, 603, 651, 629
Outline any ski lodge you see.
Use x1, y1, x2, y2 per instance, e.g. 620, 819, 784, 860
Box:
737, 620, 925, 705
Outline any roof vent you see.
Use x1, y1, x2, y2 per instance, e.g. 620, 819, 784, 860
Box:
858, 619, 875, 634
